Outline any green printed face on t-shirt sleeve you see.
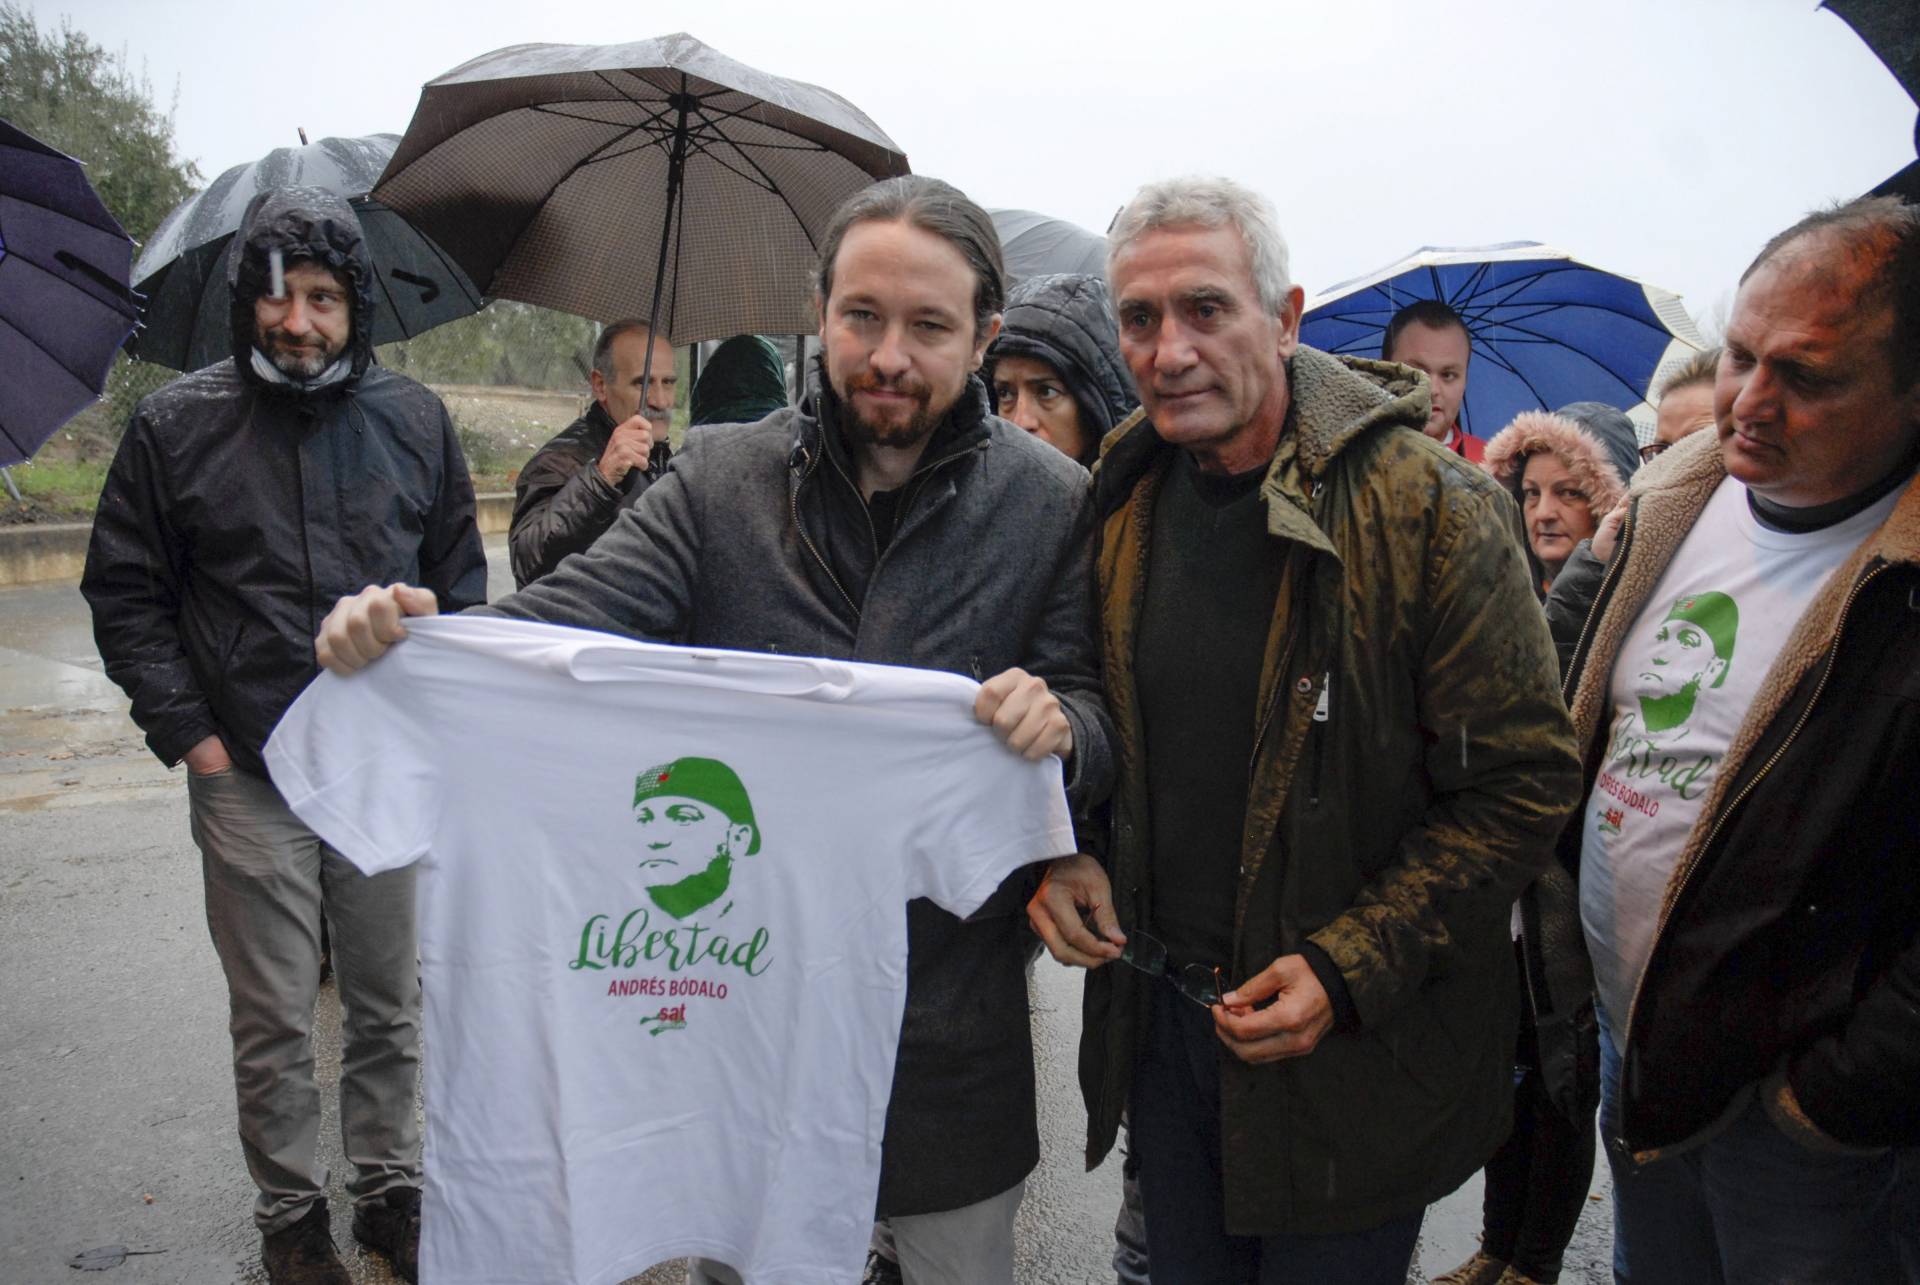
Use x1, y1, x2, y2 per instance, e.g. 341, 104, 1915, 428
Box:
632, 758, 761, 919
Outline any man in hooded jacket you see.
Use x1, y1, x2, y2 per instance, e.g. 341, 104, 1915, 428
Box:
82, 186, 486, 1285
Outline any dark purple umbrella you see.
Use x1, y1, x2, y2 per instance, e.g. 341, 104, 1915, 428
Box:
0, 117, 139, 467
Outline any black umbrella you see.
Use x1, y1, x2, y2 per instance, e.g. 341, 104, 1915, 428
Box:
0, 118, 139, 469
1822, 0, 1920, 200
372, 31, 911, 376
128, 133, 483, 371
989, 209, 1107, 287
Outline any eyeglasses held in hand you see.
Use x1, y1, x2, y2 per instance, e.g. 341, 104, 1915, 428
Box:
1118, 930, 1225, 1009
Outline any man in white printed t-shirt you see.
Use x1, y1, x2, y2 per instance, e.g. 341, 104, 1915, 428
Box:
314, 174, 1115, 1285
1553, 195, 1920, 1282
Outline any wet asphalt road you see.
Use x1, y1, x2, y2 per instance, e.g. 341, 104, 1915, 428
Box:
0, 536, 1611, 1283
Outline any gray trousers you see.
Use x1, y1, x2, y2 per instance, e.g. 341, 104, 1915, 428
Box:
188, 766, 422, 1231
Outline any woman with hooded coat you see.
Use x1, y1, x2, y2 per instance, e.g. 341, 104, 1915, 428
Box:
986, 272, 1139, 467
1434, 405, 1635, 1285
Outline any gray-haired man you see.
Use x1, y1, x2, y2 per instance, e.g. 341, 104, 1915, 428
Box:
1029, 176, 1581, 1283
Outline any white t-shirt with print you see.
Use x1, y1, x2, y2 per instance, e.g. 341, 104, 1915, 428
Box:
263, 615, 1076, 1285
1579, 475, 1905, 1027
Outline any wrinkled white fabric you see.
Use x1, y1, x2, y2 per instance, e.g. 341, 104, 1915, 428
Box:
266, 615, 1074, 1285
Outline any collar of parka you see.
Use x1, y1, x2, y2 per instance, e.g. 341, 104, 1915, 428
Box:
1092, 345, 1431, 524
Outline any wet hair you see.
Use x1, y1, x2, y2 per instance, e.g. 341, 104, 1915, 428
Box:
1740, 195, 1920, 389
1382, 299, 1471, 362
1107, 176, 1293, 317
812, 176, 1006, 338
1656, 346, 1721, 401
591, 320, 661, 383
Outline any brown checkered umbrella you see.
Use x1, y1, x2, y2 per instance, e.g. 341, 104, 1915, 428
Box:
371, 32, 911, 354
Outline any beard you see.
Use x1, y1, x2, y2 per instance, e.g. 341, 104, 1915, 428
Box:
835, 368, 953, 449
261, 327, 343, 379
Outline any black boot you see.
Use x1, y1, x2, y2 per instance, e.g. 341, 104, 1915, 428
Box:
260, 1200, 350, 1285
352, 1186, 421, 1283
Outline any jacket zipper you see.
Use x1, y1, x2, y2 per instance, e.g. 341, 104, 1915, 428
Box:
823, 439, 884, 563
789, 444, 862, 623
827, 439, 982, 584
1619, 561, 1885, 1162
1248, 670, 1290, 783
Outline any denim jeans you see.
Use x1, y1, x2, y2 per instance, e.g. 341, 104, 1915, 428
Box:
1129, 983, 1423, 1285
1596, 1004, 1904, 1283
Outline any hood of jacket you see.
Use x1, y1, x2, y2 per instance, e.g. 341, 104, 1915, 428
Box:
1484, 408, 1633, 595
988, 273, 1138, 458
1483, 408, 1632, 518
690, 335, 790, 427
226, 185, 375, 390
1557, 400, 1642, 487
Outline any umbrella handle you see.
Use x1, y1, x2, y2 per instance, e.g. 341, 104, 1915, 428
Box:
637, 86, 695, 392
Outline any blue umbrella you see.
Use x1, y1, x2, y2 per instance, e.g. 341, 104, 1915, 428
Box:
0, 117, 139, 468
1301, 242, 1704, 438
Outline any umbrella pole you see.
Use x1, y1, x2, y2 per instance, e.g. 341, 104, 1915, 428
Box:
636, 88, 694, 397
1, 467, 21, 505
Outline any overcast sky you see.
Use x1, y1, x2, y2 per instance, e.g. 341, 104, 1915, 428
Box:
34, 0, 1916, 331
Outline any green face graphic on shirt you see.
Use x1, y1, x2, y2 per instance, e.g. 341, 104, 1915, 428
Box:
1633, 591, 1739, 736
633, 757, 760, 920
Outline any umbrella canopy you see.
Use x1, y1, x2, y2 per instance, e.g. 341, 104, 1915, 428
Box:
1301, 242, 1705, 438
129, 133, 483, 371
0, 118, 139, 467
1821, 0, 1920, 200
371, 32, 911, 346
989, 208, 1107, 286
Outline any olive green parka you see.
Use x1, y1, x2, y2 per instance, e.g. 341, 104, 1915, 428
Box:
1082, 346, 1583, 1235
